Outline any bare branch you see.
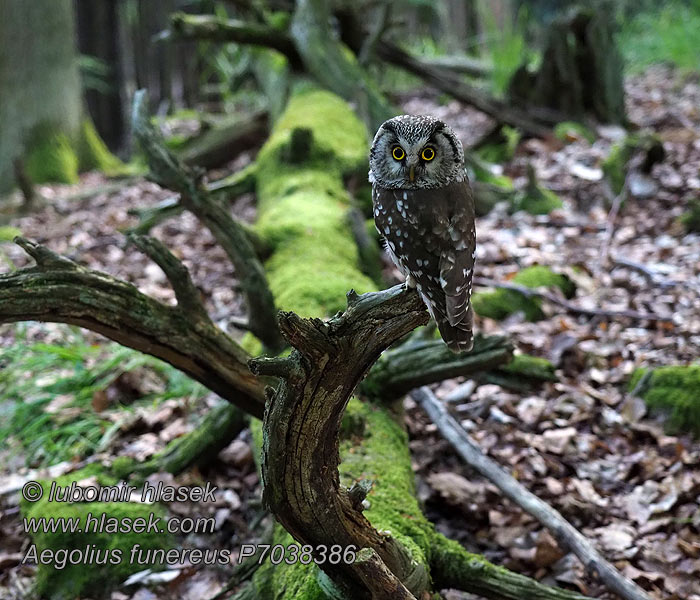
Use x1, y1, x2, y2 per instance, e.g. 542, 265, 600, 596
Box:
127, 234, 210, 323
132, 90, 285, 352
169, 12, 300, 65
413, 386, 653, 600
375, 41, 557, 137
0, 238, 266, 419
259, 284, 430, 598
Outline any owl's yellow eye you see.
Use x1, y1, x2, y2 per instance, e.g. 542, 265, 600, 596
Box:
392, 145, 405, 161
421, 147, 436, 161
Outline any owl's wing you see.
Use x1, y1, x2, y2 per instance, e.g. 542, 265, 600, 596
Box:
438, 180, 476, 328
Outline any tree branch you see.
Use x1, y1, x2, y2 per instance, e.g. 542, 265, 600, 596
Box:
170, 12, 300, 66
362, 334, 513, 399
0, 237, 266, 419
253, 284, 431, 599
375, 41, 557, 137
127, 234, 210, 323
413, 386, 653, 600
132, 90, 285, 352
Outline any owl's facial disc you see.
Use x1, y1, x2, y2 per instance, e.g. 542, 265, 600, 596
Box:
369, 115, 465, 189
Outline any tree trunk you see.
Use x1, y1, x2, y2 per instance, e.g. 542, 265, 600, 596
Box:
74, 0, 126, 152
0, 0, 82, 191
507, 7, 626, 124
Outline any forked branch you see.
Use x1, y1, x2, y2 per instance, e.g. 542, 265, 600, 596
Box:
131, 90, 285, 353
0, 237, 266, 419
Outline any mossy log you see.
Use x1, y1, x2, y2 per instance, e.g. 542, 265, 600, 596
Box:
362, 335, 514, 399
507, 8, 625, 124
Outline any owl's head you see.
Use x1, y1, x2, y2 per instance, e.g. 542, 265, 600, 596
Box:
369, 115, 465, 190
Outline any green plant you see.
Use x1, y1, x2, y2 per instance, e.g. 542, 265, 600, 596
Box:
0, 325, 206, 466
479, 4, 536, 96
618, 1, 700, 72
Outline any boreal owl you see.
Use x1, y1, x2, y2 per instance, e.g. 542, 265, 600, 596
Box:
369, 115, 476, 353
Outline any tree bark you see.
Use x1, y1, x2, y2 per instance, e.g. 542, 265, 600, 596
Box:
0, 0, 82, 191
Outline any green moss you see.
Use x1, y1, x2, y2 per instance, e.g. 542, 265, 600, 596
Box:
340, 400, 432, 564
553, 121, 595, 144
475, 125, 521, 163
25, 124, 79, 185
76, 119, 124, 174
255, 90, 368, 191
602, 139, 630, 195
681, 198, 700, 233
466, 155, 514, 190
472, 266, 575, 321
0, 226, 22, 242
110, 456, 136, 480
602, 132, 664, 195
252, 90, 375, 321
511, 165, 562, 215
629, 365, 700, 436
499, 354, 557, 381
21, 465, 171, 599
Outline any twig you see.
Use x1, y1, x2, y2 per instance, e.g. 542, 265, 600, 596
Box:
413, 386, 653, 600
127, 234, 210, 323
473, 276, 672, 323
611, 256, 676, 290
597, 178, 628, 277
374, 41, 556, 137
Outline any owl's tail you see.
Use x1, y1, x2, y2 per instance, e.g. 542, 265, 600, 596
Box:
436, 305, 474, 353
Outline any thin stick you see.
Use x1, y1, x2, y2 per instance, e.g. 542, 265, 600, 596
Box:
413, 386, 653, 600
597, 179, 628, 277
473, 277, 671, 323
612, 256, 675, 290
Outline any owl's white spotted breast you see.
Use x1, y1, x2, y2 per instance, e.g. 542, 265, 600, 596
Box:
372, 179, 476, 326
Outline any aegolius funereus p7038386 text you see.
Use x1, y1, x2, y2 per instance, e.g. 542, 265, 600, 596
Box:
369, 115, 476, 353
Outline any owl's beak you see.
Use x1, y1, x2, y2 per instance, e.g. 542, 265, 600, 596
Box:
409, 165, 415, 182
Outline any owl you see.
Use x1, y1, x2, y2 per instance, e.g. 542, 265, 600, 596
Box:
369, 115, 476, 353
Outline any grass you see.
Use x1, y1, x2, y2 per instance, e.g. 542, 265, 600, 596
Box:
479, 5, 535, 96
619, 1, 700, 73
0, 324, 207, 467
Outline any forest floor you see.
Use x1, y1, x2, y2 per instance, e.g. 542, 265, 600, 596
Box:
1, 66, 699, 600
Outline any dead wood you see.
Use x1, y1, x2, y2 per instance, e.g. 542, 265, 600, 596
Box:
132, 90, 285, 352
0, 237, 266, 419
